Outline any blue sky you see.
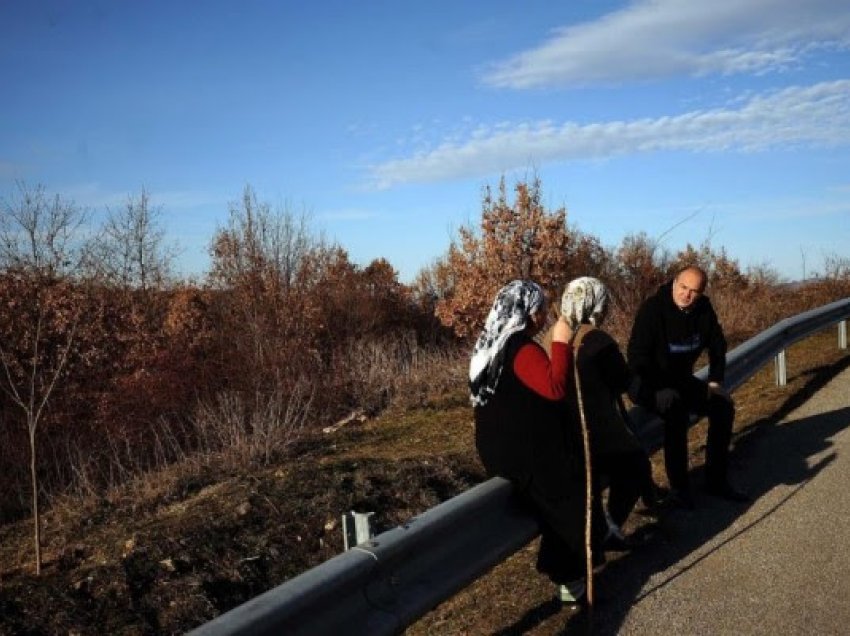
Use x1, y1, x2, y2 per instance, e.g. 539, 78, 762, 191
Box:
2, 0, 849, 282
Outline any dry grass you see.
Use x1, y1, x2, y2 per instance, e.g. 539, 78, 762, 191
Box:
332, 332, 468, 416
0, 323, 846, 635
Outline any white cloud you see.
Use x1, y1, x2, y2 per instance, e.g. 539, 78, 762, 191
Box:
367, 80, 850, 189
482, 0, 850, 88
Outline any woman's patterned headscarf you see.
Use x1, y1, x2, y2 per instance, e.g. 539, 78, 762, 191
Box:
560, 277, 610, 330
469, 280, 545, 407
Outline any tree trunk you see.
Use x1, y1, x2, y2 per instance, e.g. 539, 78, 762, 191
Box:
29, 426, 41, 575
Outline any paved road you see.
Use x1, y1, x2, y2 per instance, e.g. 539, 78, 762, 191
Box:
590, 362, 850, 636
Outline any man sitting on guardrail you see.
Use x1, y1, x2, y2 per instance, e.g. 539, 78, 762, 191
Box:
627, 265, 749, 509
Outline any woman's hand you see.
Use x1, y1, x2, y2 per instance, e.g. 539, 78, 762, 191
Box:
552, 316, 573, 344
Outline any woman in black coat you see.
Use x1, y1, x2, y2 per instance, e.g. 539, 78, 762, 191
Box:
470, 280, 592, 604
560, 277, 663, 548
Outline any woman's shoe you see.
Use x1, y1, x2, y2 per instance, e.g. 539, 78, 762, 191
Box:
558, 578, 586, 607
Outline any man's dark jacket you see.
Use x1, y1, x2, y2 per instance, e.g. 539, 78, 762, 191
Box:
627, 280, 727, 405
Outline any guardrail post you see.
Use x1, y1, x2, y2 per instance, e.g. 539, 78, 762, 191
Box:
840, 320, 848, 350
774, 349, 787, 386
342, 511, 374, 550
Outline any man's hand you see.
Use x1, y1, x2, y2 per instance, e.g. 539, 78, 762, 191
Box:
655, 388, 680, 411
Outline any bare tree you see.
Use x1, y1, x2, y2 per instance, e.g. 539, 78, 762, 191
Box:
87, 188, 175, 290
0, 290, 78, 574
0, 182, 90, 574
209, 185, 313, 294
208, 185, 317, 394
822, 252, 850, 281
0, 181, 89, 275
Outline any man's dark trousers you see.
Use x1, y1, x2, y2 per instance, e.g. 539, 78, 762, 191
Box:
649, 375, 735, 492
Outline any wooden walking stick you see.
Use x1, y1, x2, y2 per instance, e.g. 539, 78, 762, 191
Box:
572, 327, 595, 629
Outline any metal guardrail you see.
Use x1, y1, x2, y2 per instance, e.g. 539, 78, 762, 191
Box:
719, 297, 850, 391
188, 478, 537, 636
189, 298, 850, 636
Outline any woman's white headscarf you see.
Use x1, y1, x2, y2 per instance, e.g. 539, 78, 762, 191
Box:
561, 277, 610, 330
469, 280, 545, 407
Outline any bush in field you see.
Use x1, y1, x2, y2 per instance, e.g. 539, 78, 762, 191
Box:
435, 177, 573, 338
0, 275, 169, 513
206, 186, 453, 429
311, 254, 413, 345
0, 184, 194, 574
191, 382, 313, 466
272, 248, 454, 421
75, 286, 219, 486
599, 232, 672, 344
207, 185, 322, 397
812, 253, 850, 300
0, 182, 100, 571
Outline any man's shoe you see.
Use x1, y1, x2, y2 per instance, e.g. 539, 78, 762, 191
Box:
602, 522, 659, 552
705, 483, 750, 502
603, 532, 651, 552
637, 485, 670, 516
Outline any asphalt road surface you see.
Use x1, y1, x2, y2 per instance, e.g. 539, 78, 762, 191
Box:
589, 361, 850, 636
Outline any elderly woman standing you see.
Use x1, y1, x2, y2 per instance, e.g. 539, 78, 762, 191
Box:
471, 279, 592, 605
561, 277, 662, 549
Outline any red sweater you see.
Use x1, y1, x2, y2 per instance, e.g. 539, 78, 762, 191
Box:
512, 340, 571, 400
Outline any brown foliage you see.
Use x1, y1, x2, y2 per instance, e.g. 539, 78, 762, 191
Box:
436, 177, 571, 338
0, 277, 214, 517
205, 187, 452, 429
206, 186, 324, 398
595, 232, 671, 343
1, 175, 848, 559
0, 273, 110, 514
